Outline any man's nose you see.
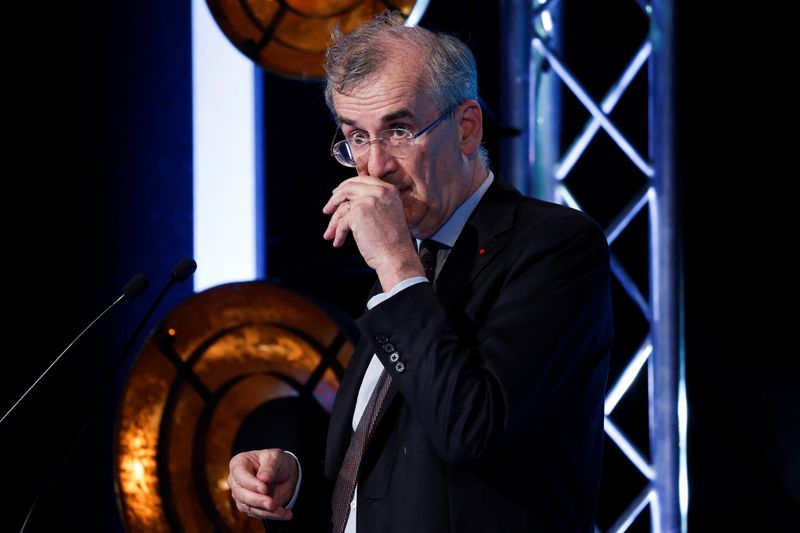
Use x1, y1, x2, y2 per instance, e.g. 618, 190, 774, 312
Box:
362, 140, 398, 179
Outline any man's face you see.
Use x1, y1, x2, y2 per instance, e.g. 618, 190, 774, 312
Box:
331, 54, 472, 239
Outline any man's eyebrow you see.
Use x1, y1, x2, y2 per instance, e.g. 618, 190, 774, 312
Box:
337, 108, 417, 127
382, 109, 416, 122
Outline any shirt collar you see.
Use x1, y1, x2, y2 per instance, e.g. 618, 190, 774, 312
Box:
418, 171, 494, 249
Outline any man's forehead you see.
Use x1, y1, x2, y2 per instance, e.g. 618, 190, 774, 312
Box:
332, 56, 432, 126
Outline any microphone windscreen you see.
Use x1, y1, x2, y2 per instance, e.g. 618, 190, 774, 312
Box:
122, 273, 150, 300
170, 258, 197, 283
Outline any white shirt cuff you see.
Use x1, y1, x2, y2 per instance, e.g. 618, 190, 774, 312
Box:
283, 450, 302, 510
366, 276, 429, 310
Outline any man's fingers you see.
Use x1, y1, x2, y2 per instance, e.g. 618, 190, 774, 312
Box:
256, 459, 276, 484
235, 501, 294, 521
332, 175, 393, 195
324, 178, 396, 214
333, 217, 351, 247
322, 189, 356, 214
229, 461, 267, 494
230, 478, 289, 516
324, 200, 352, 243
229, 449, 296, 522
322, 184, 353, 214
229, 473, 269, 505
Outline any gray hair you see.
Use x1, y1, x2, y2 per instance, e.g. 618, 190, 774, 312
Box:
324, 11, 478, 115
324, 11, 488, 166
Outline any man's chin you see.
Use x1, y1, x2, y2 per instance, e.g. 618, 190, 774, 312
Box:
404, 210, 421, 229
406, 221, 437, 241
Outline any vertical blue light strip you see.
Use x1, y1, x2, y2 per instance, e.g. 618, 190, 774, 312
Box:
191, 0, 261, 292
254, 71, 267, 280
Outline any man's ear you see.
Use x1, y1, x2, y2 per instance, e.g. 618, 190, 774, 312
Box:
458, 99, 483, 157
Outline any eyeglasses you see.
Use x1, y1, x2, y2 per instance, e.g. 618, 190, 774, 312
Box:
330, 106, 456, 167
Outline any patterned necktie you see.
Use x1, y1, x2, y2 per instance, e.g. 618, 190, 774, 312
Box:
417, 239, 440, 284
330, 240, 440, 533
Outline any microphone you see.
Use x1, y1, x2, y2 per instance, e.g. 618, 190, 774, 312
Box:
18, 259, 197, 532
170, 257, 197, 283
0, 273, 150, 426
117, 258, 197, 372
123, 272, 150, 300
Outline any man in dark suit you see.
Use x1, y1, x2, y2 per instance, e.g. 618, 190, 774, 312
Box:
228, 12, 613, 533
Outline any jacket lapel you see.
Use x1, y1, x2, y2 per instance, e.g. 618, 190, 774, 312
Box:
370, 180, 520, 431
435, 179, 518, 312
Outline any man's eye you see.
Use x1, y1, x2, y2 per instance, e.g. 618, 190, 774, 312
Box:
349, 131, 369, 145
387, 128, 411, 140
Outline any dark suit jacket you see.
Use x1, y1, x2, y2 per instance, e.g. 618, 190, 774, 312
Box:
323, 179, 614, 532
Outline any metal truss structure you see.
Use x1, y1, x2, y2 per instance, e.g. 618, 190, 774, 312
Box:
499, 1, 686, 531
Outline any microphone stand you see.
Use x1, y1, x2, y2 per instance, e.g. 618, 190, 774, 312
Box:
1, 273, 149, 426
19, 259, 196, 532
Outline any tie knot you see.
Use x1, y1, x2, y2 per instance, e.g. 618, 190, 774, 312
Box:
418, 239, 440, 283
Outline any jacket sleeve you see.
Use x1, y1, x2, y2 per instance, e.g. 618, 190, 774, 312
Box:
354, 212, 613, 467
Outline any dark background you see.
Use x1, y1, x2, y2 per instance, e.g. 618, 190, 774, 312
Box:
2, 1, 795, 532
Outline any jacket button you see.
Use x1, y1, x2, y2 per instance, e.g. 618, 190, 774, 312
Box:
383, 343, 395, 353
395, 362, 406, 373
389, 352, 400, 363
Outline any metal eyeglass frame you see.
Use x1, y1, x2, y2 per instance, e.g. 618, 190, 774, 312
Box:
330, 105, 457, 167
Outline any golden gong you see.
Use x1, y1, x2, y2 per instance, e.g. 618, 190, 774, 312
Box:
205, 0, 428, 78
114, 282, 354, 532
